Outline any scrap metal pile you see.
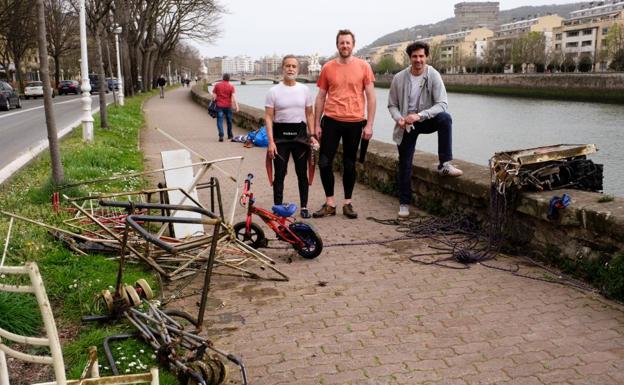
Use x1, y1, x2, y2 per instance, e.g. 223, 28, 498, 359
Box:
489, 144, 603, 194
0, 128, 297, 384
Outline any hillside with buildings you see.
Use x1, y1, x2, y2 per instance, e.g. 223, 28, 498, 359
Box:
363, 2, 583, 49
359, 1, 624, 74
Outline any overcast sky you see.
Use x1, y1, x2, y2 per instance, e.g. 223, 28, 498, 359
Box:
192, 0, 581, 59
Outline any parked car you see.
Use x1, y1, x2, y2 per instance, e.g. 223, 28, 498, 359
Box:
24, 81, 44, 99
89, 74, 109, 94
106, 77, 119, 91
58, 80, 81, 95
0, 80, 21, 110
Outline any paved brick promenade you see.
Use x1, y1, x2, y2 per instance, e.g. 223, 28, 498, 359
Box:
142, 87, 624, 385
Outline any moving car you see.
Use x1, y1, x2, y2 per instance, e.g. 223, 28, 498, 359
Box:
24, 81, 44, 99
0, 80, 21, 110
58, 80, 81, 95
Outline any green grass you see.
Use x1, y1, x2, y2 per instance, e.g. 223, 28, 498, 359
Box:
0, 291, 42, 337
0, 90, 175, 381
598, 194, 615, 203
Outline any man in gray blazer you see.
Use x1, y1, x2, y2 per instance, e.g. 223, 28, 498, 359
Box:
388, 41, 463, 219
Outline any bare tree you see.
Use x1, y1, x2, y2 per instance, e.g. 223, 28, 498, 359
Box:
45, 0, 79, 86
36, 0, 64, 184
1, 0, 37, 91
81, 0, 113, 128
114, 0, 223, 94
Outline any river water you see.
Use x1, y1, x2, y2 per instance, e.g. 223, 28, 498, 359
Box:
229, 81, 624, 196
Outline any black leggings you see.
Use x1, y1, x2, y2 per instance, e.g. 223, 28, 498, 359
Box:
273, 141, 310, 208
318, 116, 364, 200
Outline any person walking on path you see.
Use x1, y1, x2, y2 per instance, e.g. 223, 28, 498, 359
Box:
212, 73, 239, 142
265, 55, 318, 219
312, 29, 376, 219
388, 41, 463, 219
157, 75, 167, 98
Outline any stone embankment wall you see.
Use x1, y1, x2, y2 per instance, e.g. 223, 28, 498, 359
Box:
374, 72, 624, 90
191, 83, 624, 263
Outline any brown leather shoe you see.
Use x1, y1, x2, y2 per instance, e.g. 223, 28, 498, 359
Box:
312, 203, 336, 218
342, 203, 358, 219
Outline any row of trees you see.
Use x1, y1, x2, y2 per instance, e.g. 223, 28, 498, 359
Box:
0, 0, 221, 96
1, 0, 223, 185
371, 25, 624, 75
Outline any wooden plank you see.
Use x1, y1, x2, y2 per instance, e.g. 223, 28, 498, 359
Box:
161, 150, 204, 238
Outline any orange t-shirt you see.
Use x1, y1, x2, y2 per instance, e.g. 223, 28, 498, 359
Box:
317, 58, 375, 122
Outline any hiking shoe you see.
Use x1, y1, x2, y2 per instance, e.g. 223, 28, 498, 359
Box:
398, 204, 410, 219
438, 161, 463, 177
342, 203, 358, 219
312, 204, 336, 218
300, 208, 311, 219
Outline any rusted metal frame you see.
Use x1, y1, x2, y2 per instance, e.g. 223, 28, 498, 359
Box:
60, 160, 216, 189
154, 126, 238, 184
167, 247, 210, 278
125, 214, 219, 255
196, 221, 220, 330
66, 201, 168, 277
102, 334, 137, 375
154, 126, 244, 226
153, 162, 213, 239
1, 211, 97, 244
125, 309, 202, 384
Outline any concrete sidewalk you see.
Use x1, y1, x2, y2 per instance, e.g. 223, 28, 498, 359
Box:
141, 87, 624, 385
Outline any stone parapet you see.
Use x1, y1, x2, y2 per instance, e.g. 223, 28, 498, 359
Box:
191, 83, 624, 262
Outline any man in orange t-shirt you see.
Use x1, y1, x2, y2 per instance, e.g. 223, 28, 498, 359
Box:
312, 29, 376, 220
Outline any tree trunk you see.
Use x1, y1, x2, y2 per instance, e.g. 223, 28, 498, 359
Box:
135, 45, 143, 91
94, 23, 108, 128
36, 0, 64, 185
14, 57, 24, 92
122, 37, 133, 96
141, 50, 154, 91
104, 37, 117, 106
53, 54, 61, 86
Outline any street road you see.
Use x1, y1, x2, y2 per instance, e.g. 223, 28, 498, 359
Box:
0, 93, 114, 174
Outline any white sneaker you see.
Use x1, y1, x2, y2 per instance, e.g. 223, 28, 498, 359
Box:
398, 204, 410, 219
438, 161, 463, 177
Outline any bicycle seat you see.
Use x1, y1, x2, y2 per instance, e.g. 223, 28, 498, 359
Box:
272, 203, 298, 217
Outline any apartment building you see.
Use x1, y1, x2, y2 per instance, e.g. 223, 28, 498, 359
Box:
221, 56, 254, 75
553, 0, 624, 70
488, 14, 564, 70
440, 28, 494, 72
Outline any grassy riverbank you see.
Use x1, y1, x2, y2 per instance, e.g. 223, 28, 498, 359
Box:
0, 91, 177, 383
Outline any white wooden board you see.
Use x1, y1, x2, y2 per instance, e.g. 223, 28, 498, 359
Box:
161, 149, 204, 238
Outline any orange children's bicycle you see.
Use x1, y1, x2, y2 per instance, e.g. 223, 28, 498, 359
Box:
233, 173, 323, 259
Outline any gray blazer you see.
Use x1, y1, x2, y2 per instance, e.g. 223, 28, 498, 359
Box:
387, 65, 448, 145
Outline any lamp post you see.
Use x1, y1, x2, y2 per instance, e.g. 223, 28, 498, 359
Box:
79, 0, 93, 142
113, 25, 124, 106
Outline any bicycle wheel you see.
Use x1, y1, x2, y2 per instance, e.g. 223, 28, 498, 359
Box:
289, 222, 323, 259
233, 221, 267, 249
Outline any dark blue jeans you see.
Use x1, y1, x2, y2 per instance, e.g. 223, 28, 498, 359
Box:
216, 107, 233, 138
397, 112, 453, 204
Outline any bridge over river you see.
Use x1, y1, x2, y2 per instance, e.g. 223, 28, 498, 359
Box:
206, 74, 318, 85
